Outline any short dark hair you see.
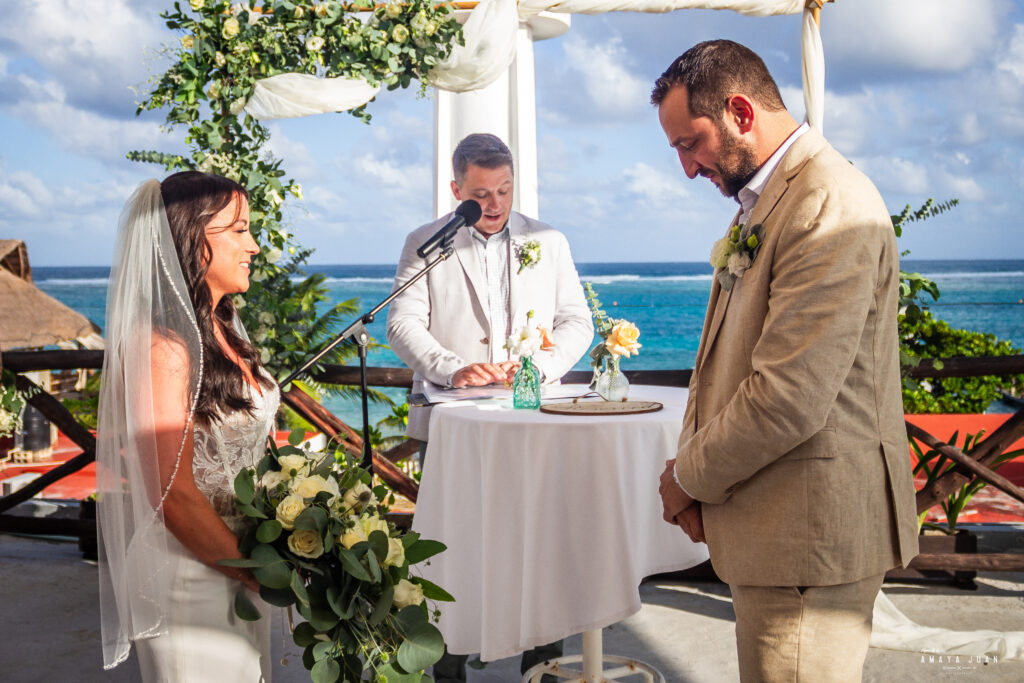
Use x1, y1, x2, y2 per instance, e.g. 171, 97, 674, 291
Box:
452, 133, 514, 184
651, 40, 786, 119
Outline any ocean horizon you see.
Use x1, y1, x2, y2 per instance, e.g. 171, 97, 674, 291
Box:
33, 259, 1024, 426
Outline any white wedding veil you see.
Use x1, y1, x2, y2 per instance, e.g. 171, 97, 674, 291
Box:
96, 179, 203, 669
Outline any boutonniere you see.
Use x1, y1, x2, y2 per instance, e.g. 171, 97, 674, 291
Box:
514, 237, 541, 274
710, 223, 764, 291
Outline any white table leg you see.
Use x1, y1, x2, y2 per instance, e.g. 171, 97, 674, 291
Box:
582, 629, 603, 682
521, 627, 665, 683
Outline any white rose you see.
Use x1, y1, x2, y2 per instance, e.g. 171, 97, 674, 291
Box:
727, 251, 752, 278
229, 97, 247, 116
278, 454, 309, 478
288, 529, 324, 559
385, 2, 402, 18
260, 470, 287, 490
232, 295, 246, 309
393, 579, 424, 608
343, 482, 377, 513
265, 248, 282, 264
292, 474, 340, 504
339, 516, 367, 548
275, 493, 307, 530
305, 35, 325, 52
259, 311, 276, 326
384, 537, 405, 567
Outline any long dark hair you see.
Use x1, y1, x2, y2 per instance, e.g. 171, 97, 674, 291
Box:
160, 171, 273, 426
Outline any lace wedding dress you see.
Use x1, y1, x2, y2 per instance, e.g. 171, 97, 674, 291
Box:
135, 380, 280, 683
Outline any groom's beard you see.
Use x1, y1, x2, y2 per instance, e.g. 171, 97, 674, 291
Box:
716, 127, 761, 199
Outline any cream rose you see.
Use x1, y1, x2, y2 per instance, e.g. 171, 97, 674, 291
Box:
392, 25, 409, 44
222, 16, 240, 40
278, 454, 309, 478
288, 529, 324, 559
360, 512, 390, 539
214, 51, 227, 68
393, 579, 424, 608
275, 493, 307, 530
385, 2, 402, 18
710, 236, 732, 269
342, 482, 377, 513
384, 537, 405, 567
180, 35, 195, 51
605, 321, 641, 358
339, 516, 367, 549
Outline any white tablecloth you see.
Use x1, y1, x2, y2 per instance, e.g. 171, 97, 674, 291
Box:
412, 385, 709, 661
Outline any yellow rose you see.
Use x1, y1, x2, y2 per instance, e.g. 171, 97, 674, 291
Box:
605, 321, 641, 358
288, 529, 324, 559
222, 16, 240, 40
275, 493, 307, 530
278, 454, 309, 478
189, 0, 205, 10
180, 35, 195, 51
384, 537, 405, 567
393, 579, 424, 608
339, 515, 367, 548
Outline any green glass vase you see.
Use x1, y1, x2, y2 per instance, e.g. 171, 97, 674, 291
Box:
513, 355, 541, 409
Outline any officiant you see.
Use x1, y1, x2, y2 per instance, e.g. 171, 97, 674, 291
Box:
386, 133, 592, 681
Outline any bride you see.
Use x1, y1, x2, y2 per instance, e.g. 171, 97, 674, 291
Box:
97, 172, 279, 681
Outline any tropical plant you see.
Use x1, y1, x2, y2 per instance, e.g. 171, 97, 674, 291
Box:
894, 198, 1024, 412
130, 1, 462, 394
0, 370, 26, 440
911, 429, 1024, 533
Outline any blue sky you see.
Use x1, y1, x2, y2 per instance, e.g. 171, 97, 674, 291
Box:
2, 0, 1023, 266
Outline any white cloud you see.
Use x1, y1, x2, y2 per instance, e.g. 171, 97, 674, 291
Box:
851, 156, 931, 196
556, 34, 647, 119
623, 162, 690, 206
997, 24, 1024, 82
826, 0, 1002, 75
266, 124, 318, 180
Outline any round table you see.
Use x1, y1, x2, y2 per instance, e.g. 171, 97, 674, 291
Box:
412, 385, 709, 677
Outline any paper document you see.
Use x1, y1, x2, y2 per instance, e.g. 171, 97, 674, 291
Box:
421, 382, 591, 404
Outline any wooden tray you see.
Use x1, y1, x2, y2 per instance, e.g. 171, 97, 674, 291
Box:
539, 400, 664, 416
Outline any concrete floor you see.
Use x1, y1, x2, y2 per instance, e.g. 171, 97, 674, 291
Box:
3, 530, 1024, 683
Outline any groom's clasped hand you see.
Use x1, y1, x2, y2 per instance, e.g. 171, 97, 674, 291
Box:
659, 458, 704, 544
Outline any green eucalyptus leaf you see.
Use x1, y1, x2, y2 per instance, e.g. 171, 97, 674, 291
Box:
413, 577, 454, 602
233, 468, 255, 505
396, 620, 444, 672
292, 621, 318, 648
251, 544, 291, 589
368, 583, 394, 627
256, 519, 282, 543
290, 568, 311, 607
337, 547, 372, 582
217, 557, 263, 568
288, 428, 305, 446
403, 539, 446, 565
233, 589, 262, 622
367, 529, 389, 562
295, 505, 329, 532
311, 657, 340, 683
259, 585, 296, 607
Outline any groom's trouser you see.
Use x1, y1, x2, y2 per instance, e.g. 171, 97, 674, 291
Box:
730, 571, 884, 683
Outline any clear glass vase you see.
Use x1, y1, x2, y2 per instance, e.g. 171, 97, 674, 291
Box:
595, 356, 630, 401
513, 355, 541, 409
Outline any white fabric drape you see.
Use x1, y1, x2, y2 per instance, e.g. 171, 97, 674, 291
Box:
245, 73, 380, 120
244, 0, 824, 127
872, 591, 1024, 661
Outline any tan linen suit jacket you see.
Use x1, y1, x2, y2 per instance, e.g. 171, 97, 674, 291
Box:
387, 211, 593, 440
674, 129, 919, 587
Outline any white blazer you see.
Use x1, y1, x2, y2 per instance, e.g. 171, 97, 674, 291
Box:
387, 211, 593, 440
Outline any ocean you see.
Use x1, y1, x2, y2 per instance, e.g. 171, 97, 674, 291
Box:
33, 260, 1024, 426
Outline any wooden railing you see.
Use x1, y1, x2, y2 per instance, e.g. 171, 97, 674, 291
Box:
3, 350, 1024, 573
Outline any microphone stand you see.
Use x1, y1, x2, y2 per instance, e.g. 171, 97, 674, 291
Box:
280, 237, 457, 473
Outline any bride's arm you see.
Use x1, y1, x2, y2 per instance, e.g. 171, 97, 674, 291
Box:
149, 334, 260, 592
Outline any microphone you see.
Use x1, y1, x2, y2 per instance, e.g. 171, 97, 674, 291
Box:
415, 200, 483, 258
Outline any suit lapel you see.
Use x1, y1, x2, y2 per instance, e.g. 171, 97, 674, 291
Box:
453, 223, 487, 311
697, 130, 825, 368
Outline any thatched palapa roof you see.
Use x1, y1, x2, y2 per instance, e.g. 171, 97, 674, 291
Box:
0, 240, 103, 351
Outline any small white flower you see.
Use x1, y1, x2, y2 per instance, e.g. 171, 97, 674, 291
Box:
233, 295, 246, 310
259, 311, 275, 326
265, 248, 282, 264
250, 268, 266, 283
229, 97, 247, 116
214, 51, 227, 68
269, 189, 283, 206
259, 348, 271, 364
727, 251, 752, 278
198, 156, 214, 173
207, 81, 223, 100
411, 12, 429, 33
252, 326, 269, 343
289, 184, 303, 200
305, 35, 325, 52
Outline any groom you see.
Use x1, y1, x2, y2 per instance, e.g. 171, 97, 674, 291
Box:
387, 133, 592, 681
653, 41, 919, 682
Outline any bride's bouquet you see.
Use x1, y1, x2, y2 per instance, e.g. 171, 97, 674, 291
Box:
222, 431, 451, 682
